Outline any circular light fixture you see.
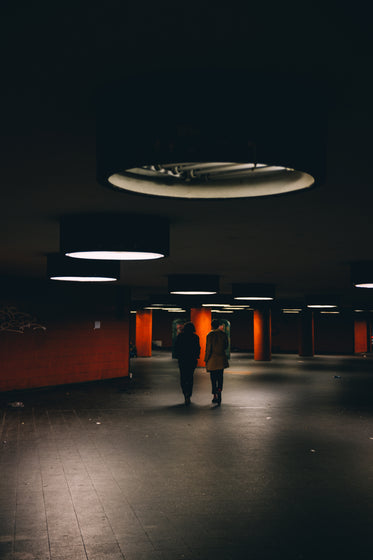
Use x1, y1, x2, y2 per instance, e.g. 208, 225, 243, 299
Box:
305, 295, 339, 309
68, 251, 163, 261
108, 163, 313, 199
307, 304, 337, 309
172, 291, 216, 295
351, 261, 373, 288
60, 214, 169, 260
232, 283, 275, 301
168, 274, 219, 296
235, 297, 273, 301
47, 254, 120, 282
97, 70, 327, 200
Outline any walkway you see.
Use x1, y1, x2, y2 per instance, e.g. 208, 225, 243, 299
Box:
1, 352, 373, 559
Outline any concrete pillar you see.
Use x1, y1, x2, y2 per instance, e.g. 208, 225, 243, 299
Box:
191, 307, 211, 367
136, 310, 152, 357
254, 307, 272, 361
354, 318, 368, 354
298, 309, 314, 357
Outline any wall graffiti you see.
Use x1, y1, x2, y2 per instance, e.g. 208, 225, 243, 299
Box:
0, 305, 46, 334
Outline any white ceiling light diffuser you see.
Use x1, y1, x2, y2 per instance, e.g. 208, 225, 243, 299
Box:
97, 70, 326, 200
47, 254, 120, 282
168, 275, 219, 296
60, 214, 169, 261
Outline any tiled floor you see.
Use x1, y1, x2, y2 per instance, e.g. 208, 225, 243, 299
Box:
1, 352, 373, 559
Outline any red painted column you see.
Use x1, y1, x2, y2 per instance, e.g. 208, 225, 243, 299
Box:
136, 310, 152, 357
191, 307, 211, 367
254, 307, 272, 361
354, 318, 368, 354
299, 310, 314, 357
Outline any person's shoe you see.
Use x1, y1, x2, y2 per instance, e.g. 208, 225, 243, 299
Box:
185, 396, 191, 406
212, 394, 218, 403
217, 391, 222, 405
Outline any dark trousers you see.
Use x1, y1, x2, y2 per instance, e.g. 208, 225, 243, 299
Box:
210, 369, 224, 394
178, 361, 196, 398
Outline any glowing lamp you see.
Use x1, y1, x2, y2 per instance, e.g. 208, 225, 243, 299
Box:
60, 214, 169, 260
351, 261, 373, 288
47, 254, 120, 282
97, 70, 327, 199
232, 283, 275, 301
305, 295, 339, 309
168, 275, 219, 296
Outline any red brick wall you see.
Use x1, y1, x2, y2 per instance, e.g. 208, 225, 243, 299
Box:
0, 283, 130, 392
0, 318, 129, 391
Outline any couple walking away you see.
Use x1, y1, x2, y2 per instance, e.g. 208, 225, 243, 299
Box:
174, 319, 229, 406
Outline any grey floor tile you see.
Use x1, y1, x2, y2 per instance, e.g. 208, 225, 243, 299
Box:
84, 542, 124, 560
2, 354, 373, 560
0, 541, 13, 560
14, 538, 51, 559
50, 545, 87, 560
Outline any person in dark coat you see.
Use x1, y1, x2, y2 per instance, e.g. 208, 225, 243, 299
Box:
205, 319, 229, 405
174, 321, 201, 405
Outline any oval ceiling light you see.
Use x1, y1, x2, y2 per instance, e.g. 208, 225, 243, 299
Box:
47, 254, 120, 282
97, 70, 327, 200
305, 295, 339, 309
232, 283, 275, 301
108, 163, 313, 199
351, 261, 373, 288
60, 214, 169, 260
168, 275, 219, 296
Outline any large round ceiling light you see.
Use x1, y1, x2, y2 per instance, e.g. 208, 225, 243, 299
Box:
351, 261, 373, 288
60, 214, 169, 261
97, 70, 327, 200
47, 254, 120, 282
232, 283, 275, 301
305, 295, 339, 309
108, 162, 313, 199
168, 274, 219, 296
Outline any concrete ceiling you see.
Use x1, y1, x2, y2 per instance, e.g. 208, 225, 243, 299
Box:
1, 4, 372, 308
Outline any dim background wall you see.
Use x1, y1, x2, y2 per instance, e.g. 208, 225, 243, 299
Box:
272, 312, 299, 353
146, 309, 359, 356
314, 313, 354, 355
151, 312, 177, 348
0, 281, 130, 392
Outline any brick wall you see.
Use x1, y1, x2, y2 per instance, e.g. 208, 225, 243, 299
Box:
0, 282, 130, 391
0, 319, 129, 391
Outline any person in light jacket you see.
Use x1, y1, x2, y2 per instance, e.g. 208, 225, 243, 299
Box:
174, 321, 200, 405
204, 319, 229, 405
